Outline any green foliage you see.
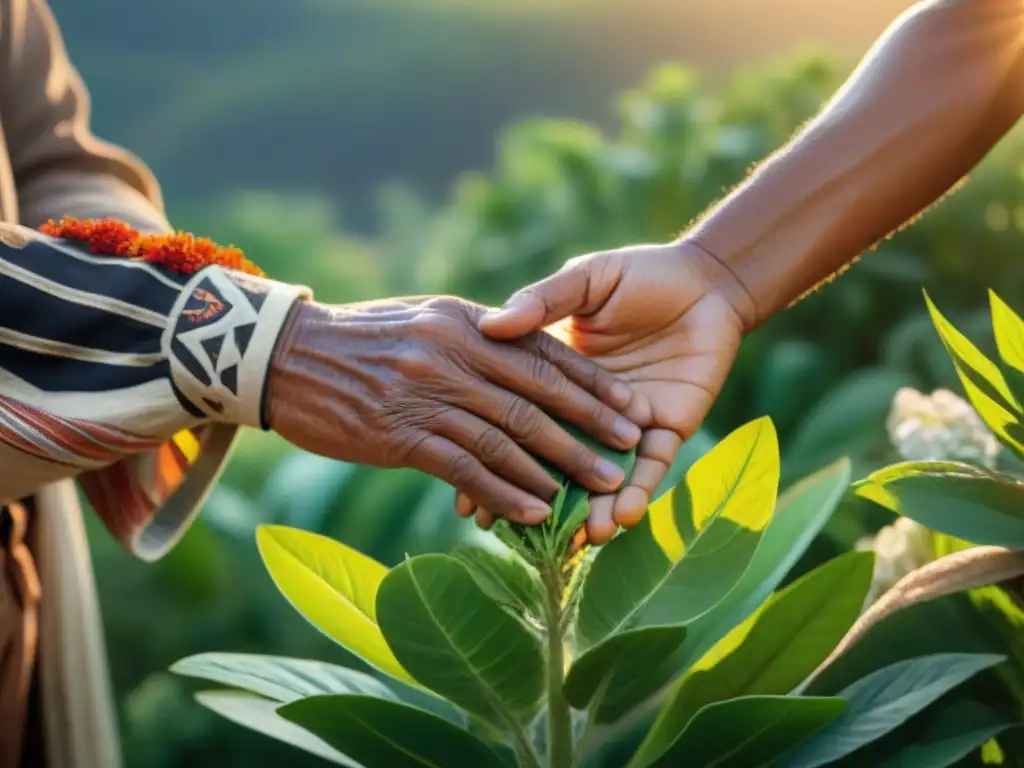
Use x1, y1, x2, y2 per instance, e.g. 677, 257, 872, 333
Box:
96, 41, 1024, 765
857, 291, 1024, 552
173, 419, 1004, 767
778, 654, 1005, 768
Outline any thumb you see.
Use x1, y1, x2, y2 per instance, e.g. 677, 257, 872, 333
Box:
480, 263, 591, 340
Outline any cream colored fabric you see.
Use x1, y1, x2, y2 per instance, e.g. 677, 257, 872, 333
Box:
34, 481, 120, 768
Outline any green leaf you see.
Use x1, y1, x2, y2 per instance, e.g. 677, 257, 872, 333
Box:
565, 512, 762, 714
375, 553, 544, 728
635, 550, 872, 765
777, 653, 1005, 768
855, 461, 1024, 548
636, 695, 846, 768
990, 290, 1024, 417
597, 459, 852, 724
925, 292, 1024, 459
195, 690, 357, 766
577, 417, 779, 644
650, 428, 716, 504
875, 699, 1017, 768
172, 653, 396, 704
450, 545, 543, 618
686, 458, 853, 657
279, 694, 508, 768
256, 525, 412, 684
563, 625, 688, 709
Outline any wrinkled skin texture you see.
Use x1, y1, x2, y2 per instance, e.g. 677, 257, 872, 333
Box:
467, 241, 753, 542
266, 296, 643, 524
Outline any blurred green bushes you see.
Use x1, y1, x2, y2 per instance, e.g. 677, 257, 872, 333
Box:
94, 50, 1024, 766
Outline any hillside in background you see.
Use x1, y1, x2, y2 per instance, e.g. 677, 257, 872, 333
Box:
53, 0, 913, 230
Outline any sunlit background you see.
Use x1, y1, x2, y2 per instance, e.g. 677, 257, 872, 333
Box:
47, 0, 1024, 765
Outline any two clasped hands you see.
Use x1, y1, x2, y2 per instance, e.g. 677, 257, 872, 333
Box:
266, 238, 752, 545
265, 0, 1024, 542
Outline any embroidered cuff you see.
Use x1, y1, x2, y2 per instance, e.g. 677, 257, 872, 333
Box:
164, 267, 311, 429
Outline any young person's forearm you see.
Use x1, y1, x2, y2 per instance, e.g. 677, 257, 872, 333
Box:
688, 0, 1024, 328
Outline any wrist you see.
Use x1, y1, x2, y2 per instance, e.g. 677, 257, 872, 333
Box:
265, 298, 326, 433
673, 237, 759, 334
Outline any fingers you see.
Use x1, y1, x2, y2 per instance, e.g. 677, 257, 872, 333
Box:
517, 330, 637, 413
586, 495, 618, 545
460, 379, 630, 494
470, 338, 641, 451
613, 429, 681, 528
480, 262, 594, 340
455, 492, 475, 518
407, 434, 551, 525
431, 408, 561, 503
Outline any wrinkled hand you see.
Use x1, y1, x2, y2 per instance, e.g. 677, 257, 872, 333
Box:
465, 240, 755, 542
266, 296, 642, 524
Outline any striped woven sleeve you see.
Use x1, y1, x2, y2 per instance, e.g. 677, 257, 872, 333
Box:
0, 223, 310, 559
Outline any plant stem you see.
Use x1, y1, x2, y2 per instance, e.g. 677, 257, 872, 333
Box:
543, 565, 574, 768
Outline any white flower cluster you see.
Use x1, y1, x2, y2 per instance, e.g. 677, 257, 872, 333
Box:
885, 387, 1001, 468
855, 517, 933, 606
856, 387, 1000, 606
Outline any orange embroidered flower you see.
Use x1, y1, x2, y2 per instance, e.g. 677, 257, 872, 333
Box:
39, 217, 265, 277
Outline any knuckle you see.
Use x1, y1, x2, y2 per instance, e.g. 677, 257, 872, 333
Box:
473, 426, 509, 464
588, 401, 610, 428
422, 296, 460, 314
446, 453, 479, 488
528, 356, 566, 394
393, 346, 437, 378
408, 308, 463, 338
571, 442, 597, 472
503, 397, 543, 440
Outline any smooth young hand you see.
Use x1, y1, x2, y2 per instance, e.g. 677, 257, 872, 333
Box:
467, 241, 755, 543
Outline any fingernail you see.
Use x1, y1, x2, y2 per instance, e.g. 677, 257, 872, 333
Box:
521, 503, 551, 524
609, 381, 632, 406
596, 459, 625, 487
613, 417, 641, 445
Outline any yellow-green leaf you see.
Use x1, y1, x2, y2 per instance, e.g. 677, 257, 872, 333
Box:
925, 292, 1024, 457
256, 525, 412, 684
576, 417, 780, 647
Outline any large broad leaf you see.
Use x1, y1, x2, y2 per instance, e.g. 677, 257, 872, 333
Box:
279, 694, 508, 768
855, 461, 1024, 549
375, 553, 544, 729
650, 428, 717, 505
925, 292, 1024, 459
195, 690, 358, 766
256, 525, 412, 684
563, 625, 688, 709
172, 652, 469, 728
634, 550, 872, 765
563, 419, 778, 715
634, 695, 846, 768
577, 417, 779, 644
591, 459, 851, 724
450, 545, 543, 619
564, 515, 758, 711
875, 699, 1017, 768
172, 653, 396, 704
777, 653, 1005, 768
